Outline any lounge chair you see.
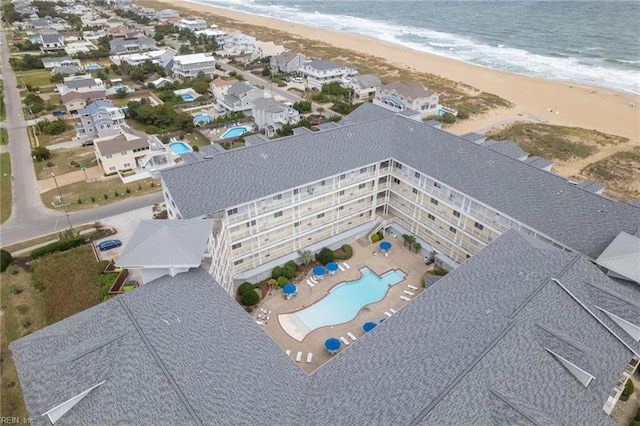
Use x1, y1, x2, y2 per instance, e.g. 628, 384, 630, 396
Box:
400, 295, 411, 302
343, 262, 351, 269
407, 285, 418, 291
286, 350, 291, 356
403, 290, 415, 296
347, 332, 357, 341
384, 311, 392, 317
389, 308, 397, 314
306, 353, 313, 363
296, 351, 303, 362
340, 336, 350, 346
338, 264, 346, 272
310, 276, 318, 284
307, 279, 315, 288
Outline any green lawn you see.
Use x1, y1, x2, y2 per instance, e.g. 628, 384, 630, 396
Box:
184, 132, 210, 148
34, 146, 96, 180
16, 69, 54, 89
0, 96, 6, 121
1, 128, 8, 145
0, 153, 12, 223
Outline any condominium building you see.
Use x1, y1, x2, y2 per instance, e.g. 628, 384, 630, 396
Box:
172, 53, 216, 80
160, 104, 640, 294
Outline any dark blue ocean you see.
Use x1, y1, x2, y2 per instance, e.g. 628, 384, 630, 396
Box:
191, 0, 640, 95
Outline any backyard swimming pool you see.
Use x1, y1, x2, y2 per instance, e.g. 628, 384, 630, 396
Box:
85, 64, 101, 70
181, 94, 194, 101
220, 126, 248, 139
169, 141, 192, 156
194, 113, 213, 124
279, 268, 406, 340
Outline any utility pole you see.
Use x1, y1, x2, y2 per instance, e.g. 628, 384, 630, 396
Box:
51, 172, 75, 234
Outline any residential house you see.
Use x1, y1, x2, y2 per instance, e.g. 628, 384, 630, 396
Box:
80, 12, 107, 26
51, 65, 81, 76
222, 33, 256, 56
373, 81, 441, 119
156, 9, 180, 21
61, 90, 107, 114
135, 7, 157, 19
348, 73, 382, 100
115, 48, 177, 73
172, 53, 216, 80
176, 17, 207, 32
76, 100, 126, 140
41, 56, 81, 69
64, 40, 98, 56
82, 30, 107, 41
299, 60, 358, 90
39, 32, 64, 53
115, 219, 214, 284
251, 41, 285, 61
106, 25, 132, 38
195, 25, 227, 46
208, 78, 237, 99
216, 82, 263, 114
270, 51, 305, 74
58, 75, 107, 113
109, 34, 156, 54
146, 76, 174, 88
251, 97, 300, 137
94, 132, 150, 173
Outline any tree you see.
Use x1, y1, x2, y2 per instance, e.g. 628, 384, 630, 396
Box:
413, 242, 422, 254
316, 247, 335, 265
621, 379, 635, 401
113, 86, 128, 99
240, 289, 260, 306
298, 250, 315, 265
0, 249, 12, 272
237, 282, 255, 296
31, 146, 51, 161
261, 66, 271, 77
191, 79, 209, 94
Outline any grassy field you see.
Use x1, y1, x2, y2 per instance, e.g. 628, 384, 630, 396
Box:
34, 146, 96, 180
1, 128, 8, 145
582, 146, 640, 201
1, 153, 12, 224
485, 123, 628, 162
184, 131, 211, 148
16, 69, 55, 89
35, 125, 77, 146
138, 0, 512, 117
3, 223, 96, 254
41, 177, 161, 211
0, 95, 6, 121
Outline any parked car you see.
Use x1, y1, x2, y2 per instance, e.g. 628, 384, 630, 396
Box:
81, 140, 94, 147
98, 239, 122, 251
52, 110, 66, 116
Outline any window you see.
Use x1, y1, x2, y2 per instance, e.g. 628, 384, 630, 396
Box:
228, 208, 238, 216
109, 166, 116, 171
274, 211, 283, 218
338, 190, 345, 196
359, 183, 366, 189
392, 177, 400, 184
394, 161, 403, 169
428, 213, 435, 221
453, 210, 460, 218
434, 181, 441, 189
294, 221, 300, 227
320, 180, 326, 186
415, 171, 421, 178
474, 222, 484, 231
449, 226, 457, 234
338, 206, 344, 210
273, 194, 282, 200
233, 259, 244, 265
121, 151, 127, 156
229, 225, 239, 233
106, 154, 113, 159
412, 188, 418, 194
339, 174, 345, 180
317, 213, 325, 219
123, 163, 131, 168
231, 243, 242, 250
360, 167, 367, 173
431, 198, 439, 206
246, 220, 256, 227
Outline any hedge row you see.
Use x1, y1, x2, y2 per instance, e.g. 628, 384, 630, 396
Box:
31, 236, 86, 259
334, 244, 353, 261
238, 282, 260, 306
272, 260, 299, 282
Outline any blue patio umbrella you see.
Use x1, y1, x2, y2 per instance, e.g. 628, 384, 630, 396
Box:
380, 241, 392, 251
324, 337, 341, 352
363, 322, 377, 332
326, 262, 339, 272
313, 266, 326, 276
282, 284, 297, 295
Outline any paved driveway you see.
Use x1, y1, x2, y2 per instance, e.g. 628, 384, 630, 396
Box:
94, 205, 156, 262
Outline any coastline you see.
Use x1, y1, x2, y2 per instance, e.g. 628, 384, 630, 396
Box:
155, 0, 639, 140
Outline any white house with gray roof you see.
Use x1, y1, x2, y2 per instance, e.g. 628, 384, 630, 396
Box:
216, 82, 264, 114
270, 51, 305, 74
251, 97, 300, 137
171, 53, 215, 80
221, 32, 256, 56
39, 32, 64, 53
299, 59, 358, 90
41, 56, 80, 69
76, 100, 126, 140
109, 34, 156, 54
374, 81, 442, 119
9, 230, 640, 425
158, 103, 640, 294
347, 73, 382, 100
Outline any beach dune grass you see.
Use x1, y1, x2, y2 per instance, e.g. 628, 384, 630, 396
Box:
582, 147, 640, 201
486, 123, 628, 162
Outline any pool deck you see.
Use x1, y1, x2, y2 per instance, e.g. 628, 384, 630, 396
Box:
255, 239, 431, 374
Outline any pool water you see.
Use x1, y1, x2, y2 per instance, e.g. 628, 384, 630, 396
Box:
85, 65, 101, 70
195, 113, 213, 123
220, 126, 247, 139
181, 94, 194, 101
169, 142, 191, 155
293, 268, 406, 332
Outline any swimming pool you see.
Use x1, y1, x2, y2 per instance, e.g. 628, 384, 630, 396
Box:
168, 141, 191, 156
85, 64, 101, 70
181, 94, 194, 101
220, 126, 248, 139
279, 267, 406, 341
194, 113, 213, 124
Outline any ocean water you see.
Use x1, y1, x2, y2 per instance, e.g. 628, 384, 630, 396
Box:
193, 0, 640, 95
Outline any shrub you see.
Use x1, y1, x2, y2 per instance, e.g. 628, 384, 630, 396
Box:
620, 379, 635, 401
30, 236, 86, 259
21, 318, 31, 328
9, 285, 23, 295
31, 146, 51, 161
271, 266, 283, 279
16, 304, 29, 314
237, 282, 255, 295
126, 187, 131, 194
277, 276, 289, 287
97, 260, 110, 274
104, 194, 109, 199
284, 260, 298, 272
371, 233, 380, 243
426, 267, 448, 276
334, 244, 353, 260
240, 289, 260, 306
316, 247, 335, 265
635, 406, 640, 422
1, 248, 13, 272
282, 265, 296, 280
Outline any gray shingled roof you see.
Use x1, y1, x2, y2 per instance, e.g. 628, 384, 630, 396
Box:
460, 131, 485, 143
480, 139, 529, 159
11, 231, 637, 425
305, 59, 346, 71
95, 134, 148, 156
40, 33, 61, 44
227, 81, 253, 97
252, 96, 286, 113
116, 219, 214, 268
352, 73, 381, 90
381, 81, 430, 99
577, 179, 606, 193
160, 104, 640, 259
524, 155, 553, 169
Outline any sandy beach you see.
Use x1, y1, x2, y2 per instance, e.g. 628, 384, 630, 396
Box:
152, 0, 640, 141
